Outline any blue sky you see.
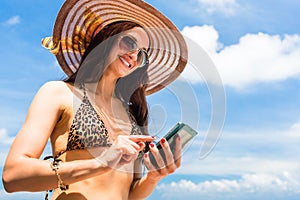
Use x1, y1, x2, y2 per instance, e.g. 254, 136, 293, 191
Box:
1, 0, 300, 199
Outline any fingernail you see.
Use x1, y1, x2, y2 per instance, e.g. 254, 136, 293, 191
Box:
144, 153, 148, 158
151, 136, 156, 139
161, 138, 166, 144
150, 143, 155, 148
177, 135, 181, 141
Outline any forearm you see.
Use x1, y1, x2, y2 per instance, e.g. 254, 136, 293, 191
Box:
128, 173, 160, 200
2, 156, 110, 193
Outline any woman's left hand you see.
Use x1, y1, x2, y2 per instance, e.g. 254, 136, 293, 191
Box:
143, 136, 181, 181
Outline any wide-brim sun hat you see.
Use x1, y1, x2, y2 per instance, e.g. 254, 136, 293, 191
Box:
42, 0, 188, 95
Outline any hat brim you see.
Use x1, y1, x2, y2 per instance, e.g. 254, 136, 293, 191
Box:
51, 0, 188, 95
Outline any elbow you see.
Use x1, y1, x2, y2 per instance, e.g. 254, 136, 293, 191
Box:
2, 168, 18, 193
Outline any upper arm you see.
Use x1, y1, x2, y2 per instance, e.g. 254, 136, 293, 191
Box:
5, 81, 68, 161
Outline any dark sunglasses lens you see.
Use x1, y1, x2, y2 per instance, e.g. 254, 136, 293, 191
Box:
119, 36, 137, 52
137, 50, 148, 68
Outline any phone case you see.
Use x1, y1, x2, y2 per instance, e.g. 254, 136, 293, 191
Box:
156, 122, 198, 150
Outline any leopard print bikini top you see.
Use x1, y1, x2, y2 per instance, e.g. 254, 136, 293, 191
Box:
55, 84, 142, 158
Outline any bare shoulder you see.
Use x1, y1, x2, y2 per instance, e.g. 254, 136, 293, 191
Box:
33, 81, 74, 108
38, 81, 73, 97
39, 81, 72, 94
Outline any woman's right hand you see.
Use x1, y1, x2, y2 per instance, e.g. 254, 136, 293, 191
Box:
114, 135, 155, 164
93, 135, 155, 168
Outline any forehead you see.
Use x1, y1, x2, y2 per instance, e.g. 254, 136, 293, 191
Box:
122, 27, 149, 48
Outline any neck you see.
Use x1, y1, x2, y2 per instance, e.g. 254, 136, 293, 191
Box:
94, 71, 119, 103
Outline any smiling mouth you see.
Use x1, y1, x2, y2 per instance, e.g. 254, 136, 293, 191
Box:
118, 55, 131, 68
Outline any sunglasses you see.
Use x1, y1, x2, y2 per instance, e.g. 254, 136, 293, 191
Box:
118, 35, 149, 68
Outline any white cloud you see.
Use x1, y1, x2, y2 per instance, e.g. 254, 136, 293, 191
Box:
179, 155, 300, 176
157, 171, 300, 199
4, 16, 20, 26
182, 25, 223, 55
174, 121, 300, 176
181, 25, 300, 89
197, 0, 239, 15
287, 122, 300, 138
0, 128, 14, 145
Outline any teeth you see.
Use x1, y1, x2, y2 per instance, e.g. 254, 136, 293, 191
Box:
119, 56, 130, 68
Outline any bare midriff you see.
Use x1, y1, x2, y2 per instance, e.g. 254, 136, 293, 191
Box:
50, 150, 134, 200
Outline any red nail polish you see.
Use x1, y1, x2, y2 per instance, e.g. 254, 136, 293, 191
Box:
144, 153, 148, 158
150, 143, 155, 148
161, 138, 166, 144
151, 136, 156, 139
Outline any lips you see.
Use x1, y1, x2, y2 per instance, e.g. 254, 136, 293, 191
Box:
118, 55, 131, 68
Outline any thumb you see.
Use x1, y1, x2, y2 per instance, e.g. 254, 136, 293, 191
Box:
137, 142, 145, 152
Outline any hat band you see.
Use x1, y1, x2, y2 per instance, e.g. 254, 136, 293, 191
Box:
42, 7, 103, 57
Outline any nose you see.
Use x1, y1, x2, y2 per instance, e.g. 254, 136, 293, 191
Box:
127, 50, 139, 62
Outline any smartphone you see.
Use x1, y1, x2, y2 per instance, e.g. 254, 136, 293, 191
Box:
143, 122, 198, 165
156, 122, 198, 150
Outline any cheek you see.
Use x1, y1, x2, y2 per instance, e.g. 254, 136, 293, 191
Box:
106, 44, 119, 64
106, 51, 117, 66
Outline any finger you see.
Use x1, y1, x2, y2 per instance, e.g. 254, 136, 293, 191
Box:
129, 135, 156, 143
115, 135, 149, 151
160, 138, 176, 173
127, 139, 142, 151
119, 140, 139, 155
143, 153, 156, 172
119, 150, 139, 165
174, 136, 182, 168
121, 137, 142, 151
149, 143, 167, 173
122, 154, 135, 162
137, 142, 146, 152
120, 156, 134, 165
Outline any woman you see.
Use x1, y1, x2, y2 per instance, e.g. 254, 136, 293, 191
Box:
2, 0, 188, 199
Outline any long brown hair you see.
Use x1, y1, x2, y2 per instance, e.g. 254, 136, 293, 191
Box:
65, 21, 149, 134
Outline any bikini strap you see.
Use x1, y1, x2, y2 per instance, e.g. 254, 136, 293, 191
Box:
78, 82, 90, 104
79, 82, 87, 97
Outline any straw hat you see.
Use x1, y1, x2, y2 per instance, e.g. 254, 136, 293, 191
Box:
42, 0, 188, 95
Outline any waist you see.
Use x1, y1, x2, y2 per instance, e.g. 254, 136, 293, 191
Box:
51, 170, 133, 200
50, 149, 134, 200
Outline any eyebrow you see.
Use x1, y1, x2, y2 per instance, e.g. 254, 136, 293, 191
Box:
126, 34, 149, 50
125, 34, 138, 43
